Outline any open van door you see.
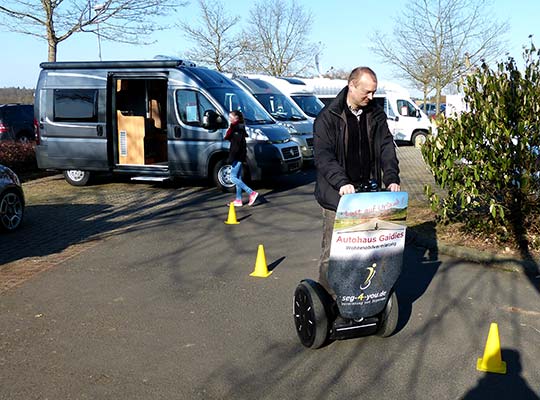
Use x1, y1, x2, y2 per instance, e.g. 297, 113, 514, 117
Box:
112, 76, 168, 169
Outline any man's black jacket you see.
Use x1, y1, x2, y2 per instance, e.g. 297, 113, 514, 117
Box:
313, 86, 400, 211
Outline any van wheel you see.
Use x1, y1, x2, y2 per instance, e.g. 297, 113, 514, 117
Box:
64, 170, 91, 186
16, 133, 32, 143
212, 159, 235, 193
412, 132, 427, 148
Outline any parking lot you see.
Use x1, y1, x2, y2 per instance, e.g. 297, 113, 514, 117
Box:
2, 147, 539, 400
1, 147, 435, 293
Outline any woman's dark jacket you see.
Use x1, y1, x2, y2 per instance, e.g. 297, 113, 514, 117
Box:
225, 122, 248, 164
314, 86, 400, 211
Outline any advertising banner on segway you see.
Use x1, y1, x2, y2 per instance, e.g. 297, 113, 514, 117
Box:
328, 192, 408, 319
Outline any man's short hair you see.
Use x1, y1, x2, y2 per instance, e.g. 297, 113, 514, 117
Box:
348, 67, 377, 85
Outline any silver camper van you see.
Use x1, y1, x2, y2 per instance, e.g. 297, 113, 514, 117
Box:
232, 76, 314, 163
34, 60, 302, 191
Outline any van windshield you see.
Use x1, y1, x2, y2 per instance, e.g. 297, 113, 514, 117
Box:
253, 93, 307, 121
208, 87, 274, 125
291, 95, 324, 118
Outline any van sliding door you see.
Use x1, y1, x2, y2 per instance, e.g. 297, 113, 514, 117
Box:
40, 87, 108, 170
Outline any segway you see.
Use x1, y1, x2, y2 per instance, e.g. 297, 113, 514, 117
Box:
294, 188, 408, 349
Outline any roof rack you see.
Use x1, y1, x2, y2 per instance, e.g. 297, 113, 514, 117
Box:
40, 59, 197, 70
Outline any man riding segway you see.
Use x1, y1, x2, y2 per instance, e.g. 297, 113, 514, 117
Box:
293, 67, 404, 348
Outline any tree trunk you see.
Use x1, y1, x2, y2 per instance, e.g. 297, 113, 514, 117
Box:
47, 40, 57, 62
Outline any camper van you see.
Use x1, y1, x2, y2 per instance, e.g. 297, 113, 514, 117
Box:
305, 78, 436, 147
249, 75, 325, 119
232, 76, 314, 162
34, 60, 302, 191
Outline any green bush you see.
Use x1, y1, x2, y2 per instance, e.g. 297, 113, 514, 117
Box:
422, 44, 540, 251
0, 141, 37, 174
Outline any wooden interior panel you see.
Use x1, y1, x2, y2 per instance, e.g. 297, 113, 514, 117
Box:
117, 110, 145, 165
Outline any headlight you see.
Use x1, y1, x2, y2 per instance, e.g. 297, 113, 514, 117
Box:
6, 167, 20, 186
246, 127, 270, 142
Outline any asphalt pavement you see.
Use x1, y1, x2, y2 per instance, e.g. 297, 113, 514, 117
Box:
1, 146, 540, 399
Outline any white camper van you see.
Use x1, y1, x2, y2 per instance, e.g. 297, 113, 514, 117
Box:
304, 78, 436, 147
249, 75, 325, 119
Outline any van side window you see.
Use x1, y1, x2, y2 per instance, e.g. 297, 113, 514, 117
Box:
396, 100, 416, 117
176, 90, 215, 127
53, 89, 98, 122
373, 97, 395, 118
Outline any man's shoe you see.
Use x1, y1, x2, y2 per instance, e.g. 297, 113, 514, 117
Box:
230, 199, 243, 207
248, 191, 259, 206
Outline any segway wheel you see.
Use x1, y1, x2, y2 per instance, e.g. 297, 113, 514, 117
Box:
377, 291, 399, 337
293, 280, 329, 349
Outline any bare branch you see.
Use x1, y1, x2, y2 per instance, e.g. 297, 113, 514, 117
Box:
0, 0, 187, 61
370, 0, 508, 107
241, 0, 316, 76
176, 0, 245, 71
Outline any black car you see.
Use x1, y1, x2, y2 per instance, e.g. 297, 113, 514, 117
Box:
0, 164, 25, 231
0, 104, 35, 142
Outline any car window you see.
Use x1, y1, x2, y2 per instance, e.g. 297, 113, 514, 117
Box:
176, 89, 217, 127
208, 87, 273, 124
396, 100, 417, 117
373, 97, 395, 118
291, 95, 324, 118
254, 94, 306, 121
53, 89, 98, 122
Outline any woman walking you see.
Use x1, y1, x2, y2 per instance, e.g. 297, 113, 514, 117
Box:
224, 110, 259, 206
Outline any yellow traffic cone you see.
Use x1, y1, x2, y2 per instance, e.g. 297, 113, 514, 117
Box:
250, 244, 272, 278
476, 322, 507, 374
224, 202, 240, 225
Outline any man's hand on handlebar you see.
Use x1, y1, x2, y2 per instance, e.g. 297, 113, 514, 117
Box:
339, 184, 356, 196
340, 182, 400, 195
387, 183, 400, 192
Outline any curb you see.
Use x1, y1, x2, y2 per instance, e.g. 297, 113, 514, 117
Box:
409, 229, 540, 277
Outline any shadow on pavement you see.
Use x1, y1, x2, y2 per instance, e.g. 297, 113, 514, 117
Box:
262, 167, 316, 197
395, 220, 441, 333
0, 186, 222, 266
461, 349, 539, 400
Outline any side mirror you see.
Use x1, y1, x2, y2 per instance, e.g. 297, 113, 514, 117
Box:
415, 109, 421, 118
201, 110, 220, 131
216, 114, 228, 128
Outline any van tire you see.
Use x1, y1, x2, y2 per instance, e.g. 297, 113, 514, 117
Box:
64, 170, 91, 186
412, 131, 427, 148
212, 159, 235, 193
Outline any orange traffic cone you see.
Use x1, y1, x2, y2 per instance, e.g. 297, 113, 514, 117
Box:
476, 322, 507, 374
224, 202, 240, 225
250, 244, 272, 278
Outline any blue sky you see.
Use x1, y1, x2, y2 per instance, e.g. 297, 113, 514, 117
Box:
1, 0, 538, 93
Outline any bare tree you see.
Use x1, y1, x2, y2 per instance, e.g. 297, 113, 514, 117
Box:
370, 0, 508, 111
0, 0, 186, 62
322, 67, 350, 80
241, 0, 319, 76
178, 0, 246, 72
